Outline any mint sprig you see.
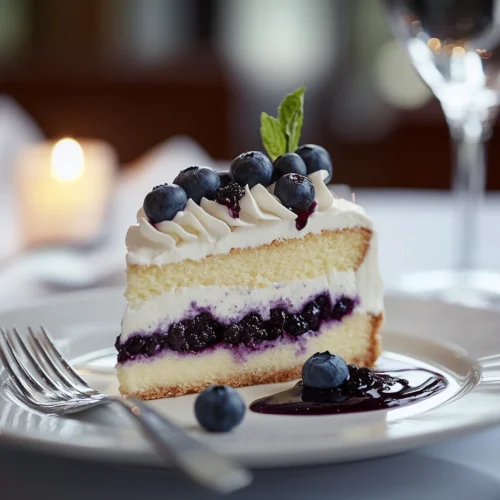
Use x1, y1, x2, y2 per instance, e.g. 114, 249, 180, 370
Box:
260, 113, 286, 162
260, 86, 306, 160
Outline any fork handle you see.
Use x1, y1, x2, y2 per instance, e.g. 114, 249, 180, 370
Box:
111, 396, 252, 494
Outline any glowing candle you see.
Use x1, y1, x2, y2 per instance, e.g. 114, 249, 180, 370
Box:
16, 138, 117, 247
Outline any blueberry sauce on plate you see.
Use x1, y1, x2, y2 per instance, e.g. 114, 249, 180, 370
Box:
250, 365, 447, 415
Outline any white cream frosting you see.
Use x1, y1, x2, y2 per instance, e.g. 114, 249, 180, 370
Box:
121, 267, 383, 340
126, 170, 371, 266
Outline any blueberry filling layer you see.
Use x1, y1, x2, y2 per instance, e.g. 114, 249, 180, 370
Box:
116, 295, 356, 363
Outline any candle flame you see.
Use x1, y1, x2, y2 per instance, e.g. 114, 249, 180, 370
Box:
427, 38, 441, 52
51, 138, 85, 182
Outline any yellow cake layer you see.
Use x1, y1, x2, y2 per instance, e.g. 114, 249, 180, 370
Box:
118, 311, 382, 400
126, 227, 371, 303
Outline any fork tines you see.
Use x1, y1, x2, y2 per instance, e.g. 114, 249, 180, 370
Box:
0, 326, 101, 413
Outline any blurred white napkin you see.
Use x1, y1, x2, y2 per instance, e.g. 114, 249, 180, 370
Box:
0, 96, 44, 181
0, 96, 44, 259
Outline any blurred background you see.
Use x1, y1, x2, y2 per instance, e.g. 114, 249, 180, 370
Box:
3, 0, 500, 189
1, 0, 500, 307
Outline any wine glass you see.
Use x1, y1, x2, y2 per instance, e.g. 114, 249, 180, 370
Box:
384, 0, 500, 307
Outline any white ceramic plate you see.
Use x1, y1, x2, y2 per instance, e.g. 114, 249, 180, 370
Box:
0, 288, 498, 468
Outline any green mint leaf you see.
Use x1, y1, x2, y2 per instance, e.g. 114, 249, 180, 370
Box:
287, 108, 303, 153
260, 112, 286, 160
278, 87, 305, 131
277, 86, 305, 152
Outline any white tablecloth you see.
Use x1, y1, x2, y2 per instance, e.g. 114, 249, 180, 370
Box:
3, 189, 500, 500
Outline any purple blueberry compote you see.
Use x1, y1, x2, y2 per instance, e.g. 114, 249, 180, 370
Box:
215, 181, 246, 218
116, 294, 356, 362
250, 363, 448, 415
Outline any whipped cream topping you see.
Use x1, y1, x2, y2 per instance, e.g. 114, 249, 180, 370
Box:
126, 170, 373, 266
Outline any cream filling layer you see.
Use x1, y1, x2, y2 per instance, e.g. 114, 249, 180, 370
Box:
120, 262, 383, 341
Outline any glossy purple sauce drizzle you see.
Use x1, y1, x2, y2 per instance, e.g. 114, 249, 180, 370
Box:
294, 201, 317, 230
250, 366, 447, 415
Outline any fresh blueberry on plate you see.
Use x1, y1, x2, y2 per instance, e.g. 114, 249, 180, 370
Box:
274, 173, 315, 212
173, 166, 221, 204
143, 184, 188, 223
194, 385, 246, 432
302, 351, 349, 389
272, 153, 307, 182
230, 151, 273, 188
295, 144, 333, 183
218, 171, 233, 189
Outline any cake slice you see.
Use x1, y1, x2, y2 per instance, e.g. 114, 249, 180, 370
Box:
116, 89, 383, 400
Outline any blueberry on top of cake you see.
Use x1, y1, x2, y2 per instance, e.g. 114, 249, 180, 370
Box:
118, 87, 384, 400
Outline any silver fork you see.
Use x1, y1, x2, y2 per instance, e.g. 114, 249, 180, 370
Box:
0, 326, 252, 494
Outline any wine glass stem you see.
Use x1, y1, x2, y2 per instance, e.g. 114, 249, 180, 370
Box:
452, 128, 487, 272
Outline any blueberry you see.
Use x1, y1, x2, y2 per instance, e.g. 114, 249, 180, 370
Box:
143, 184, 187, 223
303, 301, 321, 330
185, 320, 218, 351
266, 325, 282, 341
186, 332, 209, 352
269, 308, 287, 328
272, 153, 307, 182
284, 314, 309, 336
173, 166, 221, 204
222, 324, 242, 345
316, 294, 329, 309
241, 313, 261, 328
192, 313, 219, 345
144, 336, 162, 357
167, 323, 188, 351
347, 364, 359, 374
302, 351, 349, 389
194, 385, 246, 432
343, 366, 379, 393
218, 171, 233, 189
295, 144, 333, 183
117, 351, 128, 363
230, 151, 273, 188
126, 336, 146, 355
275, 173, 315, 212
332, 298, 355, 320
240, 324, 265, 345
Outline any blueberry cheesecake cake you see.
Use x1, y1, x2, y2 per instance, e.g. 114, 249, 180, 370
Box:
117, 88, 384, 400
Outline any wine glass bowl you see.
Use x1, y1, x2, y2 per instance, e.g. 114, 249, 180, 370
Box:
387, 0, 500, 134
384, 0, 500, 307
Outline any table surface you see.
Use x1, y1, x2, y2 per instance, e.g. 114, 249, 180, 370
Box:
3, 188, 500, 500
